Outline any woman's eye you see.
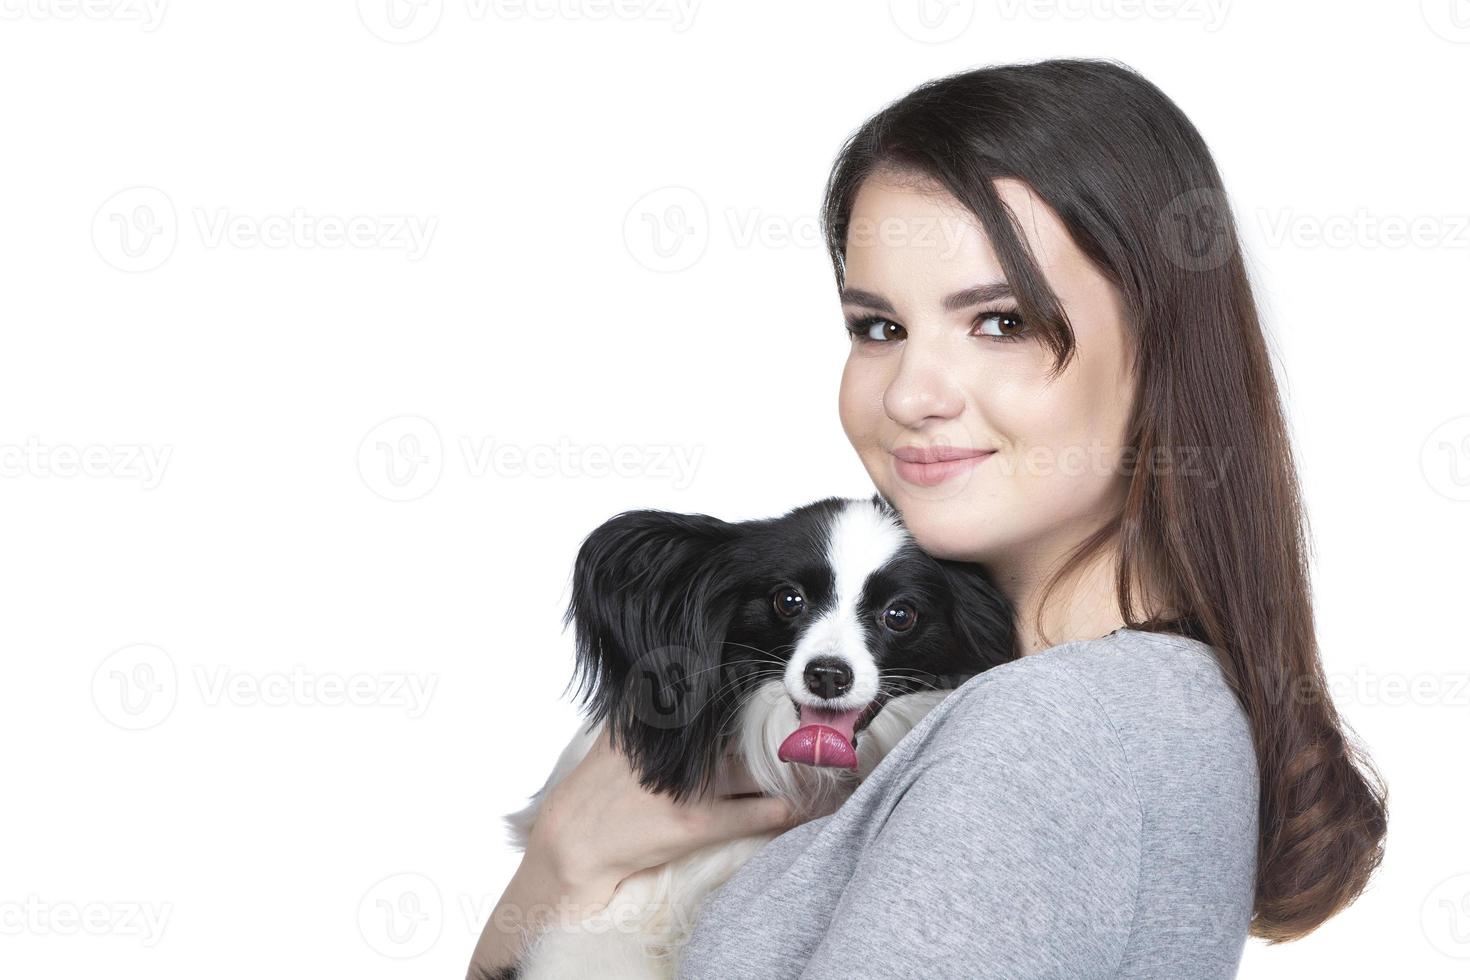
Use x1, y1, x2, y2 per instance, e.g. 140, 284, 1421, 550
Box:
881, 601, 918, 633
974, 310, 1027, 342
773, 588, 806, 619
845, 316, 904, 343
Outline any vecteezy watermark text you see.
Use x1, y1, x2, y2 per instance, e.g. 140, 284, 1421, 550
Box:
357, 0, 700, 44
358, 416, 704, 502
92, 644, 438, 730
0, 0, 168, 30
0, 896, 172, 947
93, 187, 437, 273
0, 438, 171, 489
193, 665, 436, 718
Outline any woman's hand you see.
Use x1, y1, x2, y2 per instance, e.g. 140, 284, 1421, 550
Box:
529, 726, 801, 899
469, 727, 803, 977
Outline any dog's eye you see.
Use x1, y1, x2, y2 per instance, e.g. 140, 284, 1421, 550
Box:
881, 601, 918, 633
772, 587, 806, 619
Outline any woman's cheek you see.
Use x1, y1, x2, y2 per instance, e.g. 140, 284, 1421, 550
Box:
838, 356, 884, 450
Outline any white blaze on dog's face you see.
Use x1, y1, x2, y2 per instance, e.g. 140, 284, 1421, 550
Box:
783, 499, 906, 710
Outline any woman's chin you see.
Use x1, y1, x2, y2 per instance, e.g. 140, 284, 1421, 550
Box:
879, 497, 991, 559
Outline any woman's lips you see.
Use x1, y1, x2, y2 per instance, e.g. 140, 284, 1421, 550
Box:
891, 449, 996, 487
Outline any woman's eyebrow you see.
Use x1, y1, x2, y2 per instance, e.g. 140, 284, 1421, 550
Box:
839, 281, 1013, 314
940, 281, 1014, 311
838, 287, 896, 313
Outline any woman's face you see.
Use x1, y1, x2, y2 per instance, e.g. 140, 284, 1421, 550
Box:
837, 171, 1136, 569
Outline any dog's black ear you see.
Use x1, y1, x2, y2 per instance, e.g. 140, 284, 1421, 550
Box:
561, 508, 744, 803
935, 558, 1020, 675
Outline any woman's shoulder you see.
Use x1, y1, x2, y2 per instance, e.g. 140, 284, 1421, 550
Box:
910, 626, 1258, 817
897, 631, 1149, 778
939, 626, 1249, 741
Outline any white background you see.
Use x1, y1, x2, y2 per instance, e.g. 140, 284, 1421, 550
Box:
2, 1, 1467, 977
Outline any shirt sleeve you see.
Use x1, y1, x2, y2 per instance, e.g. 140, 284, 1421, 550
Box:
797, 662, 1143, 980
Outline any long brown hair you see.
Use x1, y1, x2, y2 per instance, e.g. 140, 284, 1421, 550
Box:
819, 58, 1387, 943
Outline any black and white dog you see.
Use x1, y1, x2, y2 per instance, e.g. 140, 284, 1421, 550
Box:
502, 493, 1016, 979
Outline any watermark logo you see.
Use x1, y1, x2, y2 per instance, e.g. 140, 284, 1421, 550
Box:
1422, 415, 1470, 502
1161, 655, 1238, 735
889, 0, 975, 42
92, 186, 177, 273
623, 186, 708, 273
1158, 188, 1235, 272
1423, 872, 1470, 958
624, 644, 719, 731
92, 644, 178, 731
359, 872, 443, 958
357, 0, 444, 43
358, 415, 445, 502
1422, 0, 1470, 43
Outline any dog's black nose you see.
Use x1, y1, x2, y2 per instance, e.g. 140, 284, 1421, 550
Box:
803, 656, 854, 699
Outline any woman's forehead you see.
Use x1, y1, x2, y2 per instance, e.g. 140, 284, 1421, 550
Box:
842, 174, 1077, 307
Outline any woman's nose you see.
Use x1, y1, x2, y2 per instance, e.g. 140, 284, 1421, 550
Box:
882, 340, 965, 427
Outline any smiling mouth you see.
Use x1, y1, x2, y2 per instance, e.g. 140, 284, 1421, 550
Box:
890, 449, 997, 487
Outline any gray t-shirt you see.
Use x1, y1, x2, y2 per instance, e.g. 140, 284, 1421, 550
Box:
676, 627, 1259, 979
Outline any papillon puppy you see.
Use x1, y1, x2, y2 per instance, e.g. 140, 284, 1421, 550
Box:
498, 493, 1017, 979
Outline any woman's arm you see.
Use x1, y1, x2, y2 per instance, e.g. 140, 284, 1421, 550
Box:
465, 843, 618, 979
467, 727, 800, 979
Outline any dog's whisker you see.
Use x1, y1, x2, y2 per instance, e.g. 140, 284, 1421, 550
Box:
720, 639, 796, 658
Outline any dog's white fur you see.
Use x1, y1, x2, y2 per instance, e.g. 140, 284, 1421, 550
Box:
503, 679, 951, 979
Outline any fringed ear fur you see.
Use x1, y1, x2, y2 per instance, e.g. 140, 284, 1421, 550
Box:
561, 508, 744, 802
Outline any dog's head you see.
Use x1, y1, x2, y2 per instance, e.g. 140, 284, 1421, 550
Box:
563, 493, 1017, 803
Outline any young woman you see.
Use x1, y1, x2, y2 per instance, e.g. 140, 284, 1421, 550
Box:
469, 58, 1388, 979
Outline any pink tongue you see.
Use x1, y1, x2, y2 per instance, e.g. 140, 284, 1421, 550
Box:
777, 706, 865, 770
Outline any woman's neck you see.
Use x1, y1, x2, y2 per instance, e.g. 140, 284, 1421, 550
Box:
989, 540, 1167, 657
